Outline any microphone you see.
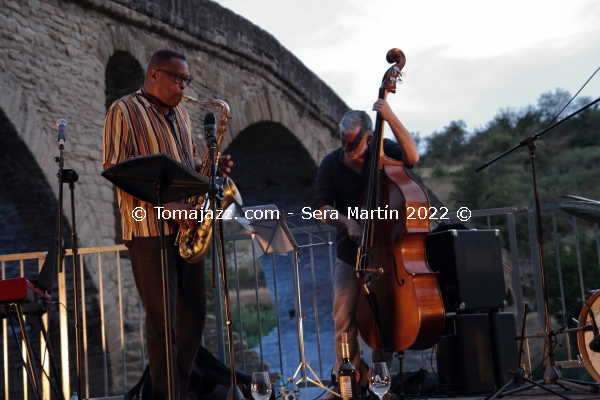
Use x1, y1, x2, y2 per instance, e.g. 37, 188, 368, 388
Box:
204, 113, 216, 140
56, 119, 68, 148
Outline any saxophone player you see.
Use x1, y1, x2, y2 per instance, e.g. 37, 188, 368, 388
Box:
102, 49, 231, 400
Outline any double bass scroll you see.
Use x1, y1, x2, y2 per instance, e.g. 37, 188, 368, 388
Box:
355, 48, 445, 352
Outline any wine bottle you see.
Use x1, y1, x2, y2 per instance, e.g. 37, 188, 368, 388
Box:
338, 332, 358, 400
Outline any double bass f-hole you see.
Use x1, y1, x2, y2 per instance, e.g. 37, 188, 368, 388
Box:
389, 253, 405, 287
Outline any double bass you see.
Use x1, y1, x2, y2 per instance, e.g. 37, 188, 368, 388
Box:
355, 49, 444, 352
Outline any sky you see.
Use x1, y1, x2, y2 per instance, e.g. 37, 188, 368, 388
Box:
213, 0, 600, 140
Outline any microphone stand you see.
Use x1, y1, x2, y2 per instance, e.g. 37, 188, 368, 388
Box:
476, 97, 600, 397
53, 121, 85, 400
205, 120, 247, 400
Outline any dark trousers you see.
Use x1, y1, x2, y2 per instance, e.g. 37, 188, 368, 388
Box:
126, 234, 206, 400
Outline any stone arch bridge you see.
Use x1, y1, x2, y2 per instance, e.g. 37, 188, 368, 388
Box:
0, 0, 348, 396
1, 0, 348, 252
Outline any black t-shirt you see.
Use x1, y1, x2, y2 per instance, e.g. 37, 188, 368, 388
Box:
312, 138, 410, 266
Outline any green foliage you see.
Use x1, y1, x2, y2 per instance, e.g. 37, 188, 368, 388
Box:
236, 265, 265, 283
422, 120, 469, 163
418, 89, 600, 211
431, 161, 446, 178
231, 303, 277, 349
204, 262, 275, 349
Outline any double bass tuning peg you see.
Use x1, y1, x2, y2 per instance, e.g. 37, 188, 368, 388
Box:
391, 67, 406, 79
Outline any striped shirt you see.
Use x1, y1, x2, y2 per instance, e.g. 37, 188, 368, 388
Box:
103, 88, 197, 239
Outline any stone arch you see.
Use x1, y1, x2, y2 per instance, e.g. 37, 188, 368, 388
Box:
224, 86, 336, 167
224, 121, 318, 213
0, 107, 59, 256
96, 25, 148, 72
105, 51, 145, 109
0, 107, 110, 397
104, 51, 145, 243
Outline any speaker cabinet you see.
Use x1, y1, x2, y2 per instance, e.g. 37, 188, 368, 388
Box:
490, 312, 519, 387
426, 229, 507, 311
436, 314, 496, 395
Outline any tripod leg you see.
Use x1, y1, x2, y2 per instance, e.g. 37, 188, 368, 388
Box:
499, 382, 536, 396
483, 376, 515, 400
8, 306, 42, 400
557, 378, 600, 393
561, 378, 600, 388
521, 377, 573, 400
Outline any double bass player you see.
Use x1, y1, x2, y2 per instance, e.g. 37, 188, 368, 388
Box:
312, 99, 419, 399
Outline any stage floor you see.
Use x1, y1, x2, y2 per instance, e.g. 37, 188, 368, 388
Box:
411, 387, 599, 400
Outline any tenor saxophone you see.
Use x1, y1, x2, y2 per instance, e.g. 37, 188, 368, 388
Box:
176, 95, 243, 263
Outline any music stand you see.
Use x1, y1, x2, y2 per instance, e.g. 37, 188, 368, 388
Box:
102, 153, 208, 400
242, 205, 338, 396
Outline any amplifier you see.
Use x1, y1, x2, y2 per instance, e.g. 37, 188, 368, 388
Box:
426, 229, 507, 311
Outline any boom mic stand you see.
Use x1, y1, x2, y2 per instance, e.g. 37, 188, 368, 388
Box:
204, 116, 247, 400
477, 96, 600, 397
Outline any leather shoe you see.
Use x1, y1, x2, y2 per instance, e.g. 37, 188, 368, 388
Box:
317, 385, 340, 400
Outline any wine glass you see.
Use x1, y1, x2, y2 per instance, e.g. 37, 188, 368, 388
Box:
368, 362, 391, 399
251, 372, 272, 400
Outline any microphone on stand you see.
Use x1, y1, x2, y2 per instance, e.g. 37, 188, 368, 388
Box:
204, 113, 216, 140
56, 119, 68, 149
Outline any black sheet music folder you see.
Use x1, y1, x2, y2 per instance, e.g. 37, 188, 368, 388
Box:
101, 153, 209, 205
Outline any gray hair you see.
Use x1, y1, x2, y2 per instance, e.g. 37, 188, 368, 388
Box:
339, 110, 373, 138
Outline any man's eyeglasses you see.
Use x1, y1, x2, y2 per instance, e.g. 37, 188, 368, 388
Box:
155, 69, 192, 86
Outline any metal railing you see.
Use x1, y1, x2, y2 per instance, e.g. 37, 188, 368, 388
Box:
0, 245, 141, 400
1, 203, 599, 399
